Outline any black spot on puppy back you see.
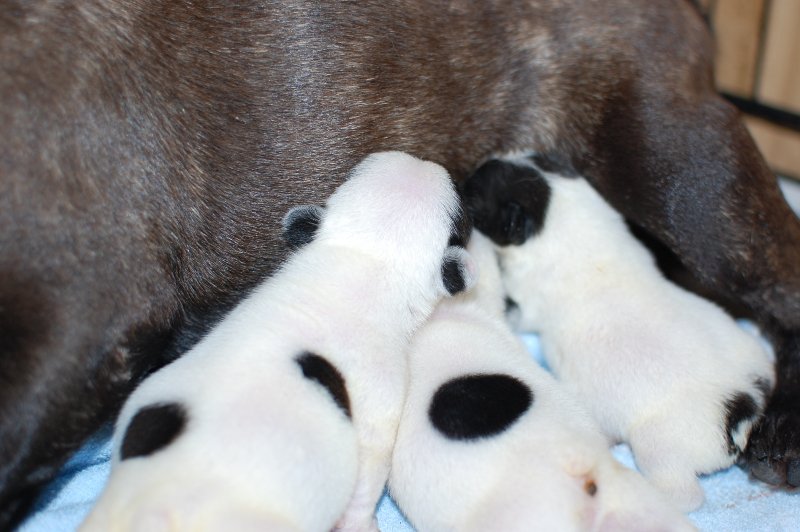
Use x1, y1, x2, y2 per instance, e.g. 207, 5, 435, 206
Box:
429, 374, 532, 440
724, 392, 760, 455
121, 402, 187, 460
296, 352, 351, 418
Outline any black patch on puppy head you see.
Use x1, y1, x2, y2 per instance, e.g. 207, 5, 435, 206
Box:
724, 392, 760, 455
296, 352, 351, 418
460, 159, 551, 246
120, 402, 187, 460
282, 205, 323, 250
429, 374, 532, 440
584, 479, 598, 497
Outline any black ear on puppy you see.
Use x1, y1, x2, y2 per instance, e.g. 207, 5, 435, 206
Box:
281, 205, 325, 249
440, 245, 478, 296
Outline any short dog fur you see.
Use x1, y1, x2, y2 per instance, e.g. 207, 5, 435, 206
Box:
80, 152, 475, 531
462, 155, 776, 511
390, 231, 694, 531
2, 0, 799, 526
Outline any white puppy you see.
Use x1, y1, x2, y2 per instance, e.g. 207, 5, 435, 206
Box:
81, 151, 476, 532
461, 155, 775, 512
389, 231, 694, 531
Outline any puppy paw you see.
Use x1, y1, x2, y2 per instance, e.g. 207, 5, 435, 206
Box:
440, 245, 477, 295
741, 393, 800, 488
647, 474, 705, 513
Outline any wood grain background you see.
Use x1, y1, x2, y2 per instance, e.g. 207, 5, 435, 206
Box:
701, 0, 800, 180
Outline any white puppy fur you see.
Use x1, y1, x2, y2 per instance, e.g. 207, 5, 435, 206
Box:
80, 151, 476, 532
483, 156, 775, 511
389, 231, 695, 531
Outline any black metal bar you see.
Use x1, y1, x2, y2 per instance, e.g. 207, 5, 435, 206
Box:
723, 92, 800, 133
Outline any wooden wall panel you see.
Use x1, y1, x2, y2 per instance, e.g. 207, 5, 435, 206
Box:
712, 0, 766, 97
746, 117, 800, 181
705, 0, 800, 178
757, 0, 800, 113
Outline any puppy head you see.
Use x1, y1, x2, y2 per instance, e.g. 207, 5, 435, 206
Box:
286, 152, 477, 297
460, 156, 552, 246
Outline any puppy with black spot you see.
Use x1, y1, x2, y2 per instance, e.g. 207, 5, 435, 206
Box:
389, 230, 694, 531
80, 151, 476, 532
461, 155, 775, 512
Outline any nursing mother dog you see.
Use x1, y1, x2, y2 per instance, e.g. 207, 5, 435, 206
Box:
1, 0, 799, 527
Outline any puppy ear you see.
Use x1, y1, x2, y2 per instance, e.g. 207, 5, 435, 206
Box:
281, 205, 324, 249
440, 245, 478, 296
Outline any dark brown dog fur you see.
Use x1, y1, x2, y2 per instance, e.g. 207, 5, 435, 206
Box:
1, 0, 798, 527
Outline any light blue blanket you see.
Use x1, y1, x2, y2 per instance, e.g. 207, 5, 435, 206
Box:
16, 332, 800, 532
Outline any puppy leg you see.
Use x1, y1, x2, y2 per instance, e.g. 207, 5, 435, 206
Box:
628, 417, 706, 512
581, 93, 800, 488
335, 446, 386, 532
336, 385, 404, 532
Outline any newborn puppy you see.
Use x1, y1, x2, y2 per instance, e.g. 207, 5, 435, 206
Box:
462, 155, 775, 511
389, 231, 694, 531
80, 152, 476, 532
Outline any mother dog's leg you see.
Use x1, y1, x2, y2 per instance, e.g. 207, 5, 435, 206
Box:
0, 3, 335, 525
0, 271, 181, 526
579, 80, 800, 487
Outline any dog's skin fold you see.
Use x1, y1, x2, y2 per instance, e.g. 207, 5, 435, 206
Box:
1, 0, 798, 527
